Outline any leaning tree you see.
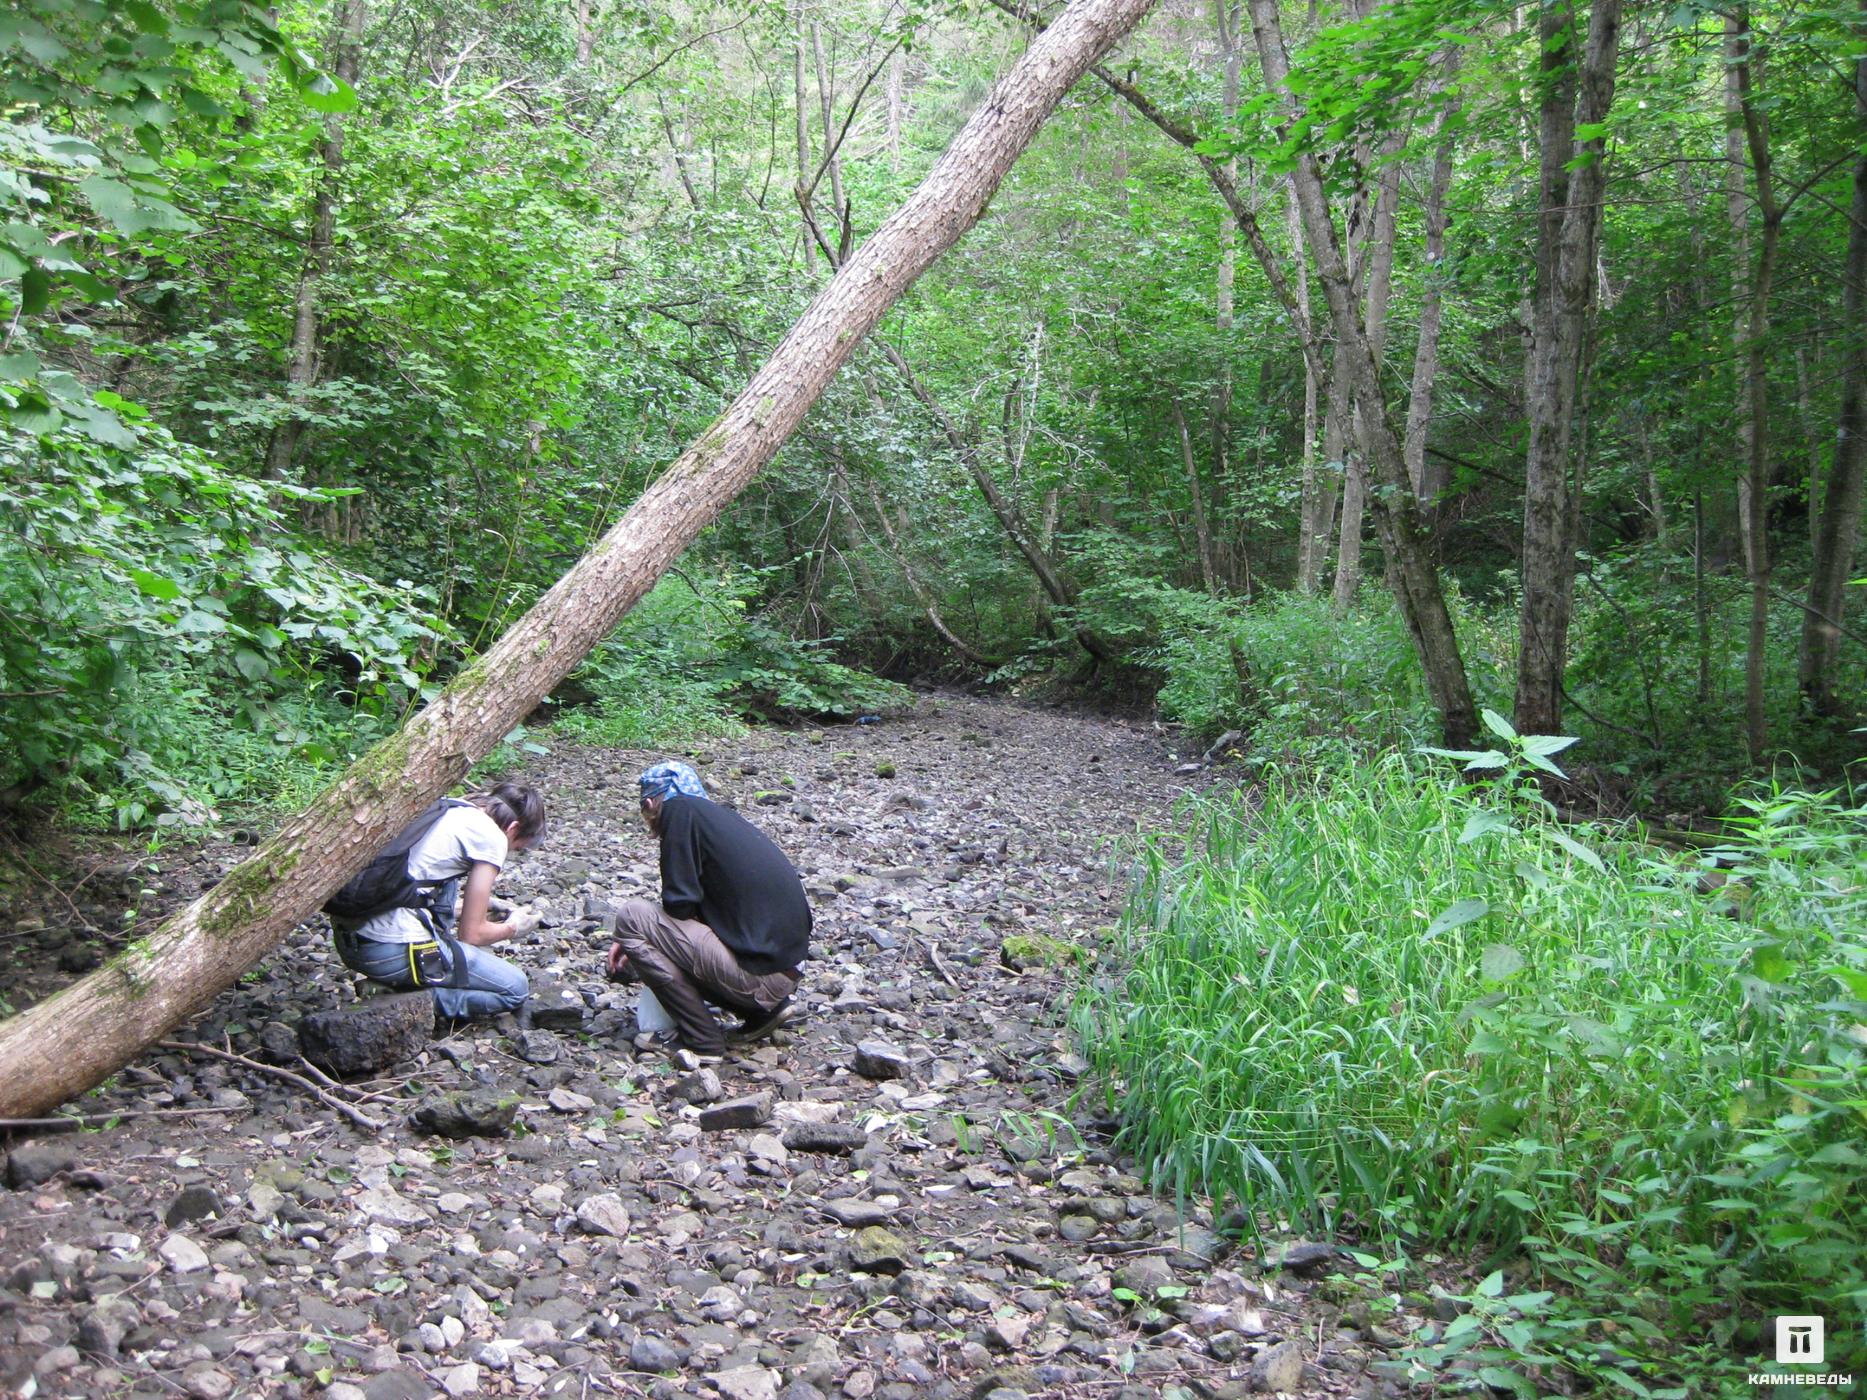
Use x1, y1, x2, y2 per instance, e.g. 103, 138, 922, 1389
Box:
0, 0, 1160, 1120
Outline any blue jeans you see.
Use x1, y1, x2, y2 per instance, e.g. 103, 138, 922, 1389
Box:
333, 922, 529, 1021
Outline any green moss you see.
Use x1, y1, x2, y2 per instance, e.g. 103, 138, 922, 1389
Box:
198, 845, 302, 939
999, 933, 1086, 973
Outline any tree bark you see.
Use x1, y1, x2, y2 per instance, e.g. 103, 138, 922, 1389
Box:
265, 0, 364, 483
1332, 147, 1402, 613
1403, 60, 1460, 523
1292, 186, 1330, 594
1731, 5, 1781, 762
793, 0, 817, 273
811, 18, 850, 253
0, 0, 1159, 1120
1173, 399, 1220, 596
1799, 4, 1867, 716
1513, 0, 1622, 737
1246, 0, 1476, 745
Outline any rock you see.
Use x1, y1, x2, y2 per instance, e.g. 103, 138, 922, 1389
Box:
710, 1365, 780, 1400
258, 1020, 300, 1063
671, 1068, 724, 1105
409, 1090, 520, 1139
1248, 1339, 1304, 1392
574, 1194, 632, 1239
158, 1235, 211, 1274
820, 1198, 892, 1228
848, 1227, 911, 1275
356, 1186, 432, 1226
165, 1183, 221, 1227
1275, 1242, 1337, 1276
1111, 1256, 1174, 1295
527, 981, 588, 1030
440, 1362, 481, 1397
630, 1336, 685, 1373
247, 1181, 284, 1219
299, 993, 433, 1076
181, 1363, 235, 1399
516, 1028, 562, 1064
547, 1086, 596, 1112
363, 1372, 434, 1400
1165, 1223, 1228, 1268
6, 1141, 79, 1189
852, 1041, 909, 1081
783, 1123, 868, 1155
698, 1094, 772, 1132
77, 1297, 138, 1358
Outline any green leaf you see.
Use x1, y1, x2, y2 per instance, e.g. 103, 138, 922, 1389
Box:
299, 72, 359, 114
1459, 809, 1511, 844
1520, 734, 1579, 757
130, 570, 184, 601
233, 649, 270, 682
1425, 897, 1489, 939
1544, 828, 1605, 872
1481, 708, 1518, 743
1481, 944, 1526, 983
20, 267, 51, 314
1477, 1268, 1505, 1297
1462, 751, 1509, 771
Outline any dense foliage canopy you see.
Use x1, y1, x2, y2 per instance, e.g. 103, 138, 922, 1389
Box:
2, 0, 1862, 822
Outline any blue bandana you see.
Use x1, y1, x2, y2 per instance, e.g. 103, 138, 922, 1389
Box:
639, 760, 707, 803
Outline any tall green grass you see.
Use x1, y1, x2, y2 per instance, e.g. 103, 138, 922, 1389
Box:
1078, 758, 1864, 1385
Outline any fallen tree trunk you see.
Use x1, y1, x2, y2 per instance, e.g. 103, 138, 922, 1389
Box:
0, 0, 1160, 1120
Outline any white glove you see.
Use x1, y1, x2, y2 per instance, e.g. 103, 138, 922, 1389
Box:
508, 909, 543, 939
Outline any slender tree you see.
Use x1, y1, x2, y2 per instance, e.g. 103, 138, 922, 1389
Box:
1513, 0, 1623, 737
1799, 0, 1867, 716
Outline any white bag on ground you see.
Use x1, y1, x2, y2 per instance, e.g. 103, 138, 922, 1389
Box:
636, 986, 675, 1034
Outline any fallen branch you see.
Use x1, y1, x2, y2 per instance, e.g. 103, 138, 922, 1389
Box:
0, 1105, 248, 1132
156, 1040, 384, 1132
918, 937, 959, 988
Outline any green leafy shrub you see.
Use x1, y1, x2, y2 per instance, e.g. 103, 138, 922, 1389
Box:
0, 420, 451, 825
1079, 744, 1864, 1389
546, 572, 908, 751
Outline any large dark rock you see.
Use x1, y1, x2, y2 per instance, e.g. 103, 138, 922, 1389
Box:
5, 1140, 80, 1189
299, 993, 432, 1077
526, 981, 587, 1031
408, 1089, 520, 1140
783, 1123, 868, 1155
698, 1094, 772, 1132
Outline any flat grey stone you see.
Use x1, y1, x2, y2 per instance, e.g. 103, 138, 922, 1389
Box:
698, 1094, 772, 1132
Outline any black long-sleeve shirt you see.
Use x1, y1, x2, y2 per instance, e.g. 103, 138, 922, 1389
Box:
658, 796, 812, 974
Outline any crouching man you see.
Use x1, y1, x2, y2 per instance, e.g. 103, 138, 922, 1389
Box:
608, 761, 810, 1057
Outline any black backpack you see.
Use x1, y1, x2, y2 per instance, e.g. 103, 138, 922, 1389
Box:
323, 798, 470, 922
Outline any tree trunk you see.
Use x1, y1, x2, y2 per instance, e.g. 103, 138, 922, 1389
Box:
793, 1, 816, 273
1731, 5, 1781, 762
1513, 0, 1621, 737
1247, 0, 1476, 745
1332, 150, 1401, 613
1404, 63, 1460, 523
1799, 5, 1867, 716
1292, 188, 1329, 593
265, 0, 364, 483
811, 19, 849, 251
574, 0, 595, 68
0, 0, 1159, 1120
1173, 399, 1220, 596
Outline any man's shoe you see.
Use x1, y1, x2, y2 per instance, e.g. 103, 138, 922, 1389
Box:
728, 997, 802, 1044
633, 1029, 723, 1066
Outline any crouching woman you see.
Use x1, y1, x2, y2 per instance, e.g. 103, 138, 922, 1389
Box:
329, 782, 547, 1020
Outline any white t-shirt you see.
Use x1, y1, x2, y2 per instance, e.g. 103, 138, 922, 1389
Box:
343, 803, 509, 944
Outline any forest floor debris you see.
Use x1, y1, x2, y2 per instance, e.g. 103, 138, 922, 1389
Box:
0, 695, 1408, 1399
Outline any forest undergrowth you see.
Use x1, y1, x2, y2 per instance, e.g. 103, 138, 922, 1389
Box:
1076, 717, 1866, 1397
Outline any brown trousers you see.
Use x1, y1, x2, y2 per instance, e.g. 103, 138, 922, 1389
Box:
612, 898, 799, 1054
